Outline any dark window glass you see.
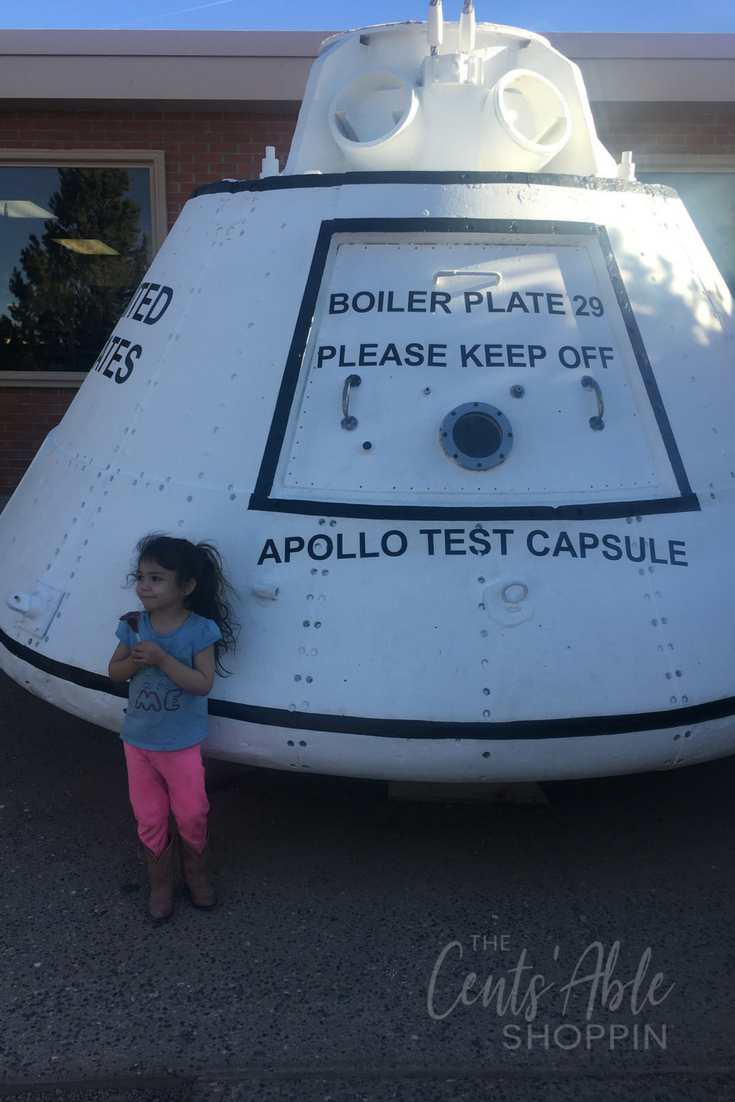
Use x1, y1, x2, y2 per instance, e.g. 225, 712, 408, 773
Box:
637, 171, 735, 297
0, 165, 152, 371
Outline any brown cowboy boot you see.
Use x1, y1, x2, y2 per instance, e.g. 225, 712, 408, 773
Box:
141, 835, 175, 919
179, 835, 217, 909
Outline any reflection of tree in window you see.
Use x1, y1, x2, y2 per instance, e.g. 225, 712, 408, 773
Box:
0, 168, 149, 370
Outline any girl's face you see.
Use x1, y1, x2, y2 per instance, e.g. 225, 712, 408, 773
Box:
136, 559, 195, 614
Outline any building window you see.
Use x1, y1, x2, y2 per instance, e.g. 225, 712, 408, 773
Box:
637, 155, 735, 298
0, 151, 165, 377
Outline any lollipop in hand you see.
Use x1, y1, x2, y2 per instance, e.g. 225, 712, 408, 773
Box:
119, 611, 141, 642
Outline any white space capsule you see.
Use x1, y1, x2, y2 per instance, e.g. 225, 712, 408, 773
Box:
2, 12, 735, 781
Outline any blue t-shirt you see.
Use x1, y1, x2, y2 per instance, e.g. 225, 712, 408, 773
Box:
115, 610, 221, 751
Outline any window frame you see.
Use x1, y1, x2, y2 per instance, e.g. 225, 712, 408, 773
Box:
0, 149, 166, 388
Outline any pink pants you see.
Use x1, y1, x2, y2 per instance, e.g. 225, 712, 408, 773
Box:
124, 742, 209, 859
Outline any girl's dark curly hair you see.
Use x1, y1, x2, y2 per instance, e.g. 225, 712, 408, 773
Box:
130, 533, 238, 674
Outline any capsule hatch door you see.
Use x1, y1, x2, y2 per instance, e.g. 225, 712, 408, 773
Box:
251, 219, 696, 521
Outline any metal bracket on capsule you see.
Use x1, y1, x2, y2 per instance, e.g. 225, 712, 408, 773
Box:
581, 375, 604, 431
5, 582, 65, 637
341, 374, 361, 430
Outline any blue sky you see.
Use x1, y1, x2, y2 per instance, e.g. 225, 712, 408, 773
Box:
3, 0, 734, 33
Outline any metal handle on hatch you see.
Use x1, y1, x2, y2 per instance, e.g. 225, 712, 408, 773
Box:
581, 375, 604, 431
341, 374, 361, 430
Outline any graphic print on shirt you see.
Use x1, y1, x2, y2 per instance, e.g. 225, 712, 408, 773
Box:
133, 675, 183, 713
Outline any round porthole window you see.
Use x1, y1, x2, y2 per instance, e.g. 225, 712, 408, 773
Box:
439, 402, 513, 470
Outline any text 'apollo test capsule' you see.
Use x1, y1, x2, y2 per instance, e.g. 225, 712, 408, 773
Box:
2, 4, 734, 781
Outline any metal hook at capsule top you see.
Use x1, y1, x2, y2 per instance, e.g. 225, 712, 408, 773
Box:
341, 374, 361, 430
581, 374, 604, 431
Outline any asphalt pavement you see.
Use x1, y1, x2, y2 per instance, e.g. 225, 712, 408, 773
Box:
1, 668, 735, 1102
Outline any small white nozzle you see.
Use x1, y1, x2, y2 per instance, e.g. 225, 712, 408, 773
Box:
459, 0, 475, 53
252, 580, 281, 601
616, 150, 636, 181
260, 146, 280, 179
6, 590, 43, 617
428, 0, 443, 52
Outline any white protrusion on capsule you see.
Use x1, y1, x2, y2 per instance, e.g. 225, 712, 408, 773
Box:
252, 580, 281, 601
260, 146, 280, 179
5, 591, 45, 617
459, 0, 476, 54
427, 0, 444, 53
5, 582, 66, 637
616, 150, 636, 180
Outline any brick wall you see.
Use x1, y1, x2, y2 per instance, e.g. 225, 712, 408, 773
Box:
0, 106, 299, 228
1, 103, 734, 497
593, 104, 735, 159
0, 388, 79, 495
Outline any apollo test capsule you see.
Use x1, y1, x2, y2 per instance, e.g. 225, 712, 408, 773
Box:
2, 7, 735, 781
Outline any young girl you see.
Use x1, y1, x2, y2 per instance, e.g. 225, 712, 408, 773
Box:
109, 534, 236, 920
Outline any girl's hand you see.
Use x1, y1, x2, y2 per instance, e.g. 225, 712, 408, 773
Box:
131, 641, 166, 667
109, 640, 215, 695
